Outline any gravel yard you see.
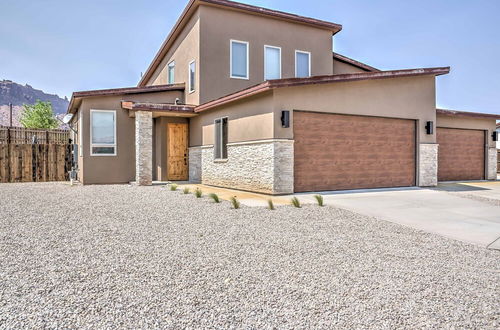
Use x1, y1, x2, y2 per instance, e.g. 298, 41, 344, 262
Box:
0, 183, 499, 329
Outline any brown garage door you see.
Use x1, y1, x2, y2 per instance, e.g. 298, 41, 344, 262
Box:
437, 127, 485, 181
294, 111, 416, 192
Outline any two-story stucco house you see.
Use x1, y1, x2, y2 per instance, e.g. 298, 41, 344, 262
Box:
67, 0, 499, 194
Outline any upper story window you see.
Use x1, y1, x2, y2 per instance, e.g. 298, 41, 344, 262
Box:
295, 50, 311, 78
264, 45, 281, 80
168, 61, 175, 84
230, 40, 249, 79
90, 110, 116, 156
189, 60, 196, 93
214, 117, 228, 160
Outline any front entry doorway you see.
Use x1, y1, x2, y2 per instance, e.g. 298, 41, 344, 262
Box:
167, 123, 188, 180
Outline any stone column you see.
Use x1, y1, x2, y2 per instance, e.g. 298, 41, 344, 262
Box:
487, 147, 497, 180
135, 111, 153, 186
419, 143, 438, 187
188, 146, 202, 183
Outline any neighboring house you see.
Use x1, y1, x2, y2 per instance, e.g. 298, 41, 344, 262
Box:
67, 0, 499, 193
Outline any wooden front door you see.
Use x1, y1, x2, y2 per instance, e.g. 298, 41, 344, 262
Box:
167, 123, 188, 180
293, 111, 416, 192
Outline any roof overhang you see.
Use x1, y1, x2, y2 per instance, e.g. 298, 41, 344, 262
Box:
195, 67, 451, 112
138, 0, 342, 87
436, 108, 500, 120
332, 52, 380, 72
67, 84, 185, 114
121, 101, 197, 117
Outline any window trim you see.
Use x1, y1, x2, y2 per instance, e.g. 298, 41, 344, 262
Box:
167, 60, 175, 84
264, 45, 282, 80
188, 60, 196, 93
90, 109, 117, 157
214, 116, 228, 160
295, 50, 311, 78
230, 39, 249, 80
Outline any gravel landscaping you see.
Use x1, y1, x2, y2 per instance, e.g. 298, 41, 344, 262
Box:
0, 182, 499, 329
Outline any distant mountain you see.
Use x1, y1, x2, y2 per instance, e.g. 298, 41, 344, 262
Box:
0, 79, 69, 114
0, 79, 69, 127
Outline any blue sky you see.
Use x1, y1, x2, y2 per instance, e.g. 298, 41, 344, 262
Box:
1, 0, 499, 114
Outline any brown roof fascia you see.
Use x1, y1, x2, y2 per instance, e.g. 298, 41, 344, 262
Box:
203, 0, 342, 32
195, 67, 451, 112
72, 83, 184, 98
138, 0, 342, 87
436, 108, 500, 120
333, 52, 380, 72
67, 84, 185, 114
122, 101, 195, 113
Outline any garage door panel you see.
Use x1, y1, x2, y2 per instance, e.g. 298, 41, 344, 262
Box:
437, 128, 484, 181
294, 111, 416, 192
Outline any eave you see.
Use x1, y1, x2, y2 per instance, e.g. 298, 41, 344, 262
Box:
195, 67, 451, 112
332, 52, 380, 72
67, 84, 185, 114
437, 108, 500, 120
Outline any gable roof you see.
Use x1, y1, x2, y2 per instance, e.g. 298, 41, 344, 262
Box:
195, 67, 450, 112
333, 52, 380, 72
138, 0, 342, 87
67, 84, 184, 114
436, 108, 500, 120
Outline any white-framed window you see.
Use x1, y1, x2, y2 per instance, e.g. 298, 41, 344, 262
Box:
264, 45, 281, 80
230, 40, 249, 79
214, 117, 228, 160
90, 110, 116, 156
188, 60, 196, 93
295, 50, 311, 78
168, 61, 175, 84
78, 110, 83, 157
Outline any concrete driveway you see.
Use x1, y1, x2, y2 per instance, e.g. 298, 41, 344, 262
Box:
290, 182, 500, 250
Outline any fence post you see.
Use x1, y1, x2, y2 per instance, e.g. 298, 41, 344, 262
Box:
6, 128, 11, 182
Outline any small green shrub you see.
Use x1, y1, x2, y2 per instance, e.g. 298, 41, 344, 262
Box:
170, 184, 178, 191
291, 197, 301, 208
230, 196, 240, 209
267, 199, 275, 210
183, 187, 190, 194
209, 193, 220, 203
194, 188, 203, 198
314, 194, 324, 207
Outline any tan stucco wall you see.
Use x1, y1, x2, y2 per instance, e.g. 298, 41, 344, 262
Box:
154, 116, 189, 181
198, 4, 333, 104
146, 9, 200, 105
436, 114, 497, 147
191, 75, 438, 148
272, 75, 437, 144
189, 92, 274, 146
332, 58, 367, 74
76, 91, 182, 184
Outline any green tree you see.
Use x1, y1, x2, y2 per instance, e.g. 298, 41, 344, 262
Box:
20, 101, 59, 129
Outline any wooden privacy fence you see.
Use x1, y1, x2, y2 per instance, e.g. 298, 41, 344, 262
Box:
0, 126, 72, 183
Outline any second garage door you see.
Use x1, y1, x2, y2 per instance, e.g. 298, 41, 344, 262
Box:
437, 127, 485, 181
294, 111, 416, 192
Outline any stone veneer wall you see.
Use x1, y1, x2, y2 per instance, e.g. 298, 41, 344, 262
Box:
200, 139, 294, 194
419, 143, 438, 187
135, 111, 153, 185
188, 147, 202, 183
487, 147, 497, 180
